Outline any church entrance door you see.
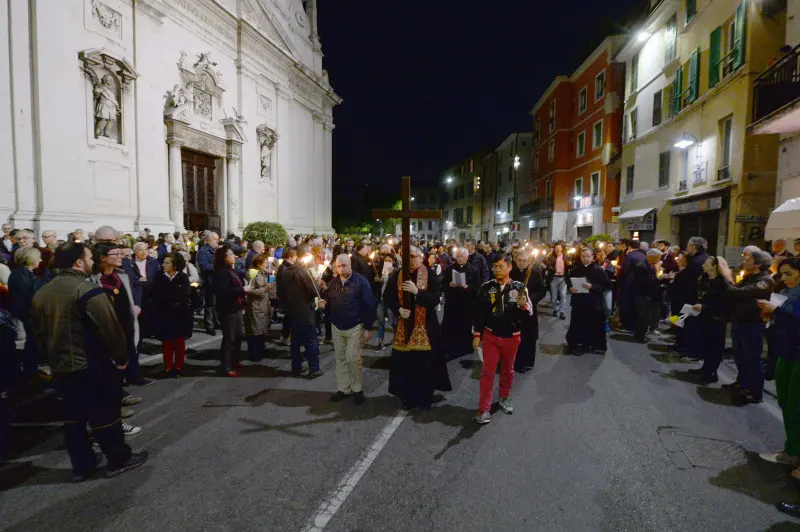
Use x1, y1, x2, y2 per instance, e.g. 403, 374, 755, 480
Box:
181, 149, 220, 233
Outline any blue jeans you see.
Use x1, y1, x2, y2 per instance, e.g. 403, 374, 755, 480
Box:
732, 322, 765, 398
375, 300, 394, 343
550, 276, 566, 314
290, 323, 320, 374
602, 290, 612, 320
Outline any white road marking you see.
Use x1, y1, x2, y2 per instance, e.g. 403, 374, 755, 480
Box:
301, 412, 407, 532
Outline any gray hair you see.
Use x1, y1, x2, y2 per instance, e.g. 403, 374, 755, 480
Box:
751, 249, 773, 270
639, 241, 650, 251
252, 240, 265, 251
647, 248, 662, 258
133, 241, 148, 252
409, 245, 422, 257
688, 236, 708, 251
335, 253, 351, 265
743, 245, 761, 255
205, 231, 219, 242
456, 247, 469, 259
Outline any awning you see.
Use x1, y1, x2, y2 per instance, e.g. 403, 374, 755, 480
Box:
618, 208, 655, 220
766, 197, 800, 240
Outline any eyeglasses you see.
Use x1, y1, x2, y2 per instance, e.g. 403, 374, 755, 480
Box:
107, 251, 124, 257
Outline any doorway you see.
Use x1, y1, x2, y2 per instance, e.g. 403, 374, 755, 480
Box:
577, 226, 593, 240
678, 211, 719, 255
182, 149, 220, 232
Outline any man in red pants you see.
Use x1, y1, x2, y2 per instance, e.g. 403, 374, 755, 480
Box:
472, 253, 532, 424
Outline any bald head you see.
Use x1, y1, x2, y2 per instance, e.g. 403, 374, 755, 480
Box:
335, 253, 352, 279
95, 225, 119, 242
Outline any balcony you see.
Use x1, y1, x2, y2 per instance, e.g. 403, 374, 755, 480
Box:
751, 44, 800, 134
519, 197, 553, 217
572, 195, 600, 210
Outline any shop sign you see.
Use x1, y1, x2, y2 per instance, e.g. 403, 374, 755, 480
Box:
576, 211, 593, 227
670, 196, 722, 216
625, 211, 655, 231
734, 214, 767, 223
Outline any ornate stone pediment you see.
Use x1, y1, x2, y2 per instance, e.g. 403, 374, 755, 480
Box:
164, 51, 227, 137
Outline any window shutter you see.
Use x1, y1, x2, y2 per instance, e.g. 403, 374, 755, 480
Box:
664, 16, 677, 64
673, 67, 683, 115
733, 1, 747, 70
688, 48, 700, 103
709, 26, 721, 89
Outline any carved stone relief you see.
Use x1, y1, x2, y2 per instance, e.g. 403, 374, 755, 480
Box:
79, 49, 138, 144
164, 51, 227, 137
256, 125, 278, 182
85, 0, 122, 40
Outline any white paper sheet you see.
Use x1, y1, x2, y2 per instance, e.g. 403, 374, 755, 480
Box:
771, 293, 789, 307
382, 262, 393, 277
570, 277, 589, 294
680, 304, 701, 316
453, 271, 467, 288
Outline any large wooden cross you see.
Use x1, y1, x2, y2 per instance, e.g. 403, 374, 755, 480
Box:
372, 176, 442, 340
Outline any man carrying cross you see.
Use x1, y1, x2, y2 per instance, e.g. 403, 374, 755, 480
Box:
383, 244, 452, 409
374, 176, 451, 410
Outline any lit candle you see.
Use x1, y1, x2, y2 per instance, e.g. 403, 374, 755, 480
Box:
301, 254, 313, 265
568, 247, 576, 255
611, 259, 618, 267
736, 270, 744, 283
267, 256, 275, 263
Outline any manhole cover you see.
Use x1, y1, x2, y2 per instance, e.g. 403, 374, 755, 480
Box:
670, 432, 746, 470
539, 344, 567, 355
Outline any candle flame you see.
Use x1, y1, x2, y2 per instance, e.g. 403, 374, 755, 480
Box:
301, 254, 313, 264
568, 247, 576, 254
611, 259, 618, 267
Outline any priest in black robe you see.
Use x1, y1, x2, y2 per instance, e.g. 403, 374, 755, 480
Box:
511, 251, 548, 372
441, 248, 481, 360
385, 246, 452, 409
566, 247, 610, 353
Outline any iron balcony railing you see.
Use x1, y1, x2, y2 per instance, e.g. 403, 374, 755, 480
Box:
519, 197, 553, 216
753, 43, 800, 124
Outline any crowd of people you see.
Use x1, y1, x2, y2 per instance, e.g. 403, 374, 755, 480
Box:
1, 220, 799, 504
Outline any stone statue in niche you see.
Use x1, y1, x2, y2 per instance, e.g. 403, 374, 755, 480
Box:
257, 125, 278, 181
79, 49, 137, 144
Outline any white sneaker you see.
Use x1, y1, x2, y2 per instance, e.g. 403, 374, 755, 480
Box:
473, 411, 491, 425
122, 422, 141, 436
499, 397, 514, 414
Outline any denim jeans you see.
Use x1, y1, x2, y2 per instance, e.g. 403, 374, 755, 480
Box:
602, 290, 612, 320
550, 276, 567, 314
290, 322, 320, 374
375, 300, 393, 343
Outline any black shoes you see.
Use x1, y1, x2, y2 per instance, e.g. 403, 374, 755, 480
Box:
106, 451, 149, 478
307, 370, 324, 380
73, 453, 104, 483
777, 502, 800, 518
330, 391, 352, 402
559, 313, 566, 320
354, 391, 365, 405
205, 328, 217, 336
552, 311, 557, 317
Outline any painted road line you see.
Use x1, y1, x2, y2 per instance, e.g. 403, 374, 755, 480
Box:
301, 412, 407, 532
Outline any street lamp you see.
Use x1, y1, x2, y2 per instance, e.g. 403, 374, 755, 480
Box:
674, 132, 697, 149
445, 176, 454, 184
513, 155, 521, 170
637, 30, 650, 43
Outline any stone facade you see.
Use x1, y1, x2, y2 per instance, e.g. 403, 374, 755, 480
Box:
0, 0, 339, 237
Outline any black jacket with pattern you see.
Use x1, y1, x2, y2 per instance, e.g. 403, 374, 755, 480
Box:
473, 279, 532, 338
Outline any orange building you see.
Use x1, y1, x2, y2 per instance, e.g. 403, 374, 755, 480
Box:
524, 36, 625, 242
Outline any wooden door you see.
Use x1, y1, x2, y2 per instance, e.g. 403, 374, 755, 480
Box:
181, 149, 219, 232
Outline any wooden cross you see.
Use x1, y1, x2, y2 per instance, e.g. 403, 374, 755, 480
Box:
372, 176, 442, 340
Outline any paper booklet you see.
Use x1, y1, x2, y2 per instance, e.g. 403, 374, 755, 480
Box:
570, 277, 589, 294
382, 262, 393, 277
679, 304, 701, 317
770, 293, 789, 308
453, 271, 467, 288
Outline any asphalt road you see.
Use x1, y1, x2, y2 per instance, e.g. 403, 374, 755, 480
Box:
2, 304, 800, 532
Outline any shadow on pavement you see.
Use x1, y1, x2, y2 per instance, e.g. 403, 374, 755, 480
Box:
609, 333, 641, 343
765, 522, 800, 531
361, 355, 392, 371
709, 451, 800, 506
696, 386, 738, 407
652, 369, 704, 385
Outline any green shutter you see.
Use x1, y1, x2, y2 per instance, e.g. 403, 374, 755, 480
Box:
673, 67, 683, 115
709, 26, 721, 88
665, 16, 677, 63
733, 1, 747, 70
686, 0, 696, 24
688, 48, 700, 103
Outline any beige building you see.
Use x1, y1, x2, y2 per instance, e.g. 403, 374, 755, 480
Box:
617, 0, 783, 257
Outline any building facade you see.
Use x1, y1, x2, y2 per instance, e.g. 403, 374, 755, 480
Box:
0, 0, 339, 238
492, 133, 532, 241
526, 37, 625, 243
617, 0, 783, 257
442, 153, 486, 242
479, 151, 498, 241
749, 0, 800, 206
409, 187, 442, 242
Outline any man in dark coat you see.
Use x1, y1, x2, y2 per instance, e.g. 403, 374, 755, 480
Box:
441, 248, 481, 359
511, 250, 548, 372
385, 246, 451, 410
618, 240, 646, 331
466, 239, 490, 284
678, 236, 709, 357
351, 243, 373, 281
632, 249, 663, 342
566, 247, 611, 353
197, 232, 220, 335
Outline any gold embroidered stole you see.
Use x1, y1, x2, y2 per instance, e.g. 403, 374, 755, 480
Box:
392, 266, 432, 351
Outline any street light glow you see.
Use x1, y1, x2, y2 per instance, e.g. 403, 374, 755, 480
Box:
674, 138, 695, 149
513, 155, 521, 169
637, 30, 650, 43
445, 176, 454, 183
410, 196, 415, 201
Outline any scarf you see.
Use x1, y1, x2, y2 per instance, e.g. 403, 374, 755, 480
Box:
100, 271, 122, 296
392, 266, 431, 351
228, 269, 245, 307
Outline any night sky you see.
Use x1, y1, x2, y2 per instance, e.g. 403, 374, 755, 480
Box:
317, 1, 647, 226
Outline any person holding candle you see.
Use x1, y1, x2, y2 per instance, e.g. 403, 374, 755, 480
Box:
565, 248, 610, 354
245, 253, 276, 362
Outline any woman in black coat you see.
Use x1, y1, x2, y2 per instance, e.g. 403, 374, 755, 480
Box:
152, 252, 193, 378
689, 256, 733, 383
214, 245, 251, 377
566, 247, 611, 353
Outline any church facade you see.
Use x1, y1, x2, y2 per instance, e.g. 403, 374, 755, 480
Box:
0, 0, 339, 238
